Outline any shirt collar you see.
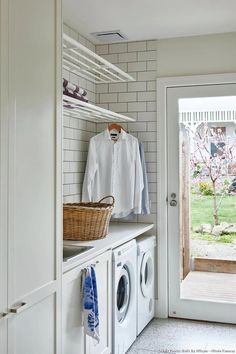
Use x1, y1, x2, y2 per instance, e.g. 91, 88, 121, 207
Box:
104, 128, 127, 141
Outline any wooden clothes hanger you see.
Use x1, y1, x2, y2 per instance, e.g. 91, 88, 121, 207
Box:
108, 123, 124, 133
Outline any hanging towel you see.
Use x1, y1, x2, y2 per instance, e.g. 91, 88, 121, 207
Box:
82, 266, 100, 343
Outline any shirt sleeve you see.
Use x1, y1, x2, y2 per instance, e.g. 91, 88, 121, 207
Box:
82, 138, 97, 201
134, 139, 144, 213
139, 142, 150, 214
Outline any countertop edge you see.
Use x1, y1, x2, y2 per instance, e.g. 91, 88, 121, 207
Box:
63, 223, 154, 273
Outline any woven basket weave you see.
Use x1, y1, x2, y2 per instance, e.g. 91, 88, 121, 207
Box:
63, 195, 115, 241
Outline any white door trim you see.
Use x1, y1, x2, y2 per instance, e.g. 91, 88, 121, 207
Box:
156, 73, 236, 318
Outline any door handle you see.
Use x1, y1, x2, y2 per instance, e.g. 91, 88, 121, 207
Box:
170, 200, 177, 207
9, 302, 27, 314
0, 312, 10, 320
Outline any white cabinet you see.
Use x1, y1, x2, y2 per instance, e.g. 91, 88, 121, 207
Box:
8, 295, 56, 354
0, 0, 62, 352
87, 251, 112, 354
62, 250, 112, 354
62, 265, 85, 354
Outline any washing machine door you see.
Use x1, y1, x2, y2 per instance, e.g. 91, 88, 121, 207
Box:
116, 265, 130, 323
140, 250, 154, 298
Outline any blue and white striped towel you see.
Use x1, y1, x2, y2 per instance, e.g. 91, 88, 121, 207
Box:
82, 266, 100, 343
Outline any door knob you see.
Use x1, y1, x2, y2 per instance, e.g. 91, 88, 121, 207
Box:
170, 200, 177, 207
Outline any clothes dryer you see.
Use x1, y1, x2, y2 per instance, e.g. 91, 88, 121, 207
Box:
112, 239, 137, 354
137, 235, 156, 335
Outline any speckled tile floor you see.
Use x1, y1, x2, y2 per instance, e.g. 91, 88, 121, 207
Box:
127, 318, 236, 354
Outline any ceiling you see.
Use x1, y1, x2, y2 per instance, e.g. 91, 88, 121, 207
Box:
63, 0, 236, 44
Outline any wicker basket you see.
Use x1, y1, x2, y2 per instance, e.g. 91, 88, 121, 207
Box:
63, 195, 115, 241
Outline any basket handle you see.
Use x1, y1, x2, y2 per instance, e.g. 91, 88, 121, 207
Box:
98, 195, 115, 206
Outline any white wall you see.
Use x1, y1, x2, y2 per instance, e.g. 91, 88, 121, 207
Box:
157, 32, 236, 77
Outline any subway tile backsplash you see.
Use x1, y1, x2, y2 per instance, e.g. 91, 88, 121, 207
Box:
96, 39, 157, 227
63, 23, 96, 203
63, 23, 157, 228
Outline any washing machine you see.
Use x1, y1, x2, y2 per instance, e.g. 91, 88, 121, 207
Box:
137, 235, 156, 335
112, 239, 137, 354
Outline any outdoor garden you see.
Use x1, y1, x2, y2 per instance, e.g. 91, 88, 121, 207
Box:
189, 124, 236, 260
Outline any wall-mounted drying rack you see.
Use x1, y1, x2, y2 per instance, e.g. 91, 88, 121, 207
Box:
63, 33, 135, 84
63, 95, 136, 123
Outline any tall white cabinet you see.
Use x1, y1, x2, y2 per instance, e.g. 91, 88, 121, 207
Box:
0, 0, 62, 353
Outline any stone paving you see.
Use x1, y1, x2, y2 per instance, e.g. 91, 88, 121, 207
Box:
191, 237, 236, 260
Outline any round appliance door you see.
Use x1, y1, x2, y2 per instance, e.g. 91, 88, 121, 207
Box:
140, 250, 154, 298
116, 265, 131, 323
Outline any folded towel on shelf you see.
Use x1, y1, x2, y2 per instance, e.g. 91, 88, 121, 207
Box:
74, 85, 87, 97
63, 88, 89, 103
63, 78, 87, 97
73, 91, 89, 102
81, 266, 100, 343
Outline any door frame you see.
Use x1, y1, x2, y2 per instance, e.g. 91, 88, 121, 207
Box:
156, 73, 236, 318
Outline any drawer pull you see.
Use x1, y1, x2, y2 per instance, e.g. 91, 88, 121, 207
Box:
9, 302, 27, 314
0, 312, 9, 320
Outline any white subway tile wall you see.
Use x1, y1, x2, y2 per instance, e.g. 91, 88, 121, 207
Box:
63, 24, 97, 203
62, 24, 158, 227
96, 40, 158, 226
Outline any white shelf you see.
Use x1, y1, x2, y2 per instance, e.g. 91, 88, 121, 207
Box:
63, 95, 136, 123
63, 33, 135, 84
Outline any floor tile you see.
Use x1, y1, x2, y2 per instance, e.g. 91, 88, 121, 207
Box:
127, 318, 236, 353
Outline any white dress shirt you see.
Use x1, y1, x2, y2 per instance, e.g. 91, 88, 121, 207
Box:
82, 129, 144, 218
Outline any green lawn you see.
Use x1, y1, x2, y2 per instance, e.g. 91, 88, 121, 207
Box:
191, 194, 236, 243
191, 194, 236, 228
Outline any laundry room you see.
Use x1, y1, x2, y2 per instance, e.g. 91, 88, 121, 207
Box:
1, 1, 236, 354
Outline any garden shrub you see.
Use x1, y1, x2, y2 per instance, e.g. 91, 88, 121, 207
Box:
198, 181, 213, 196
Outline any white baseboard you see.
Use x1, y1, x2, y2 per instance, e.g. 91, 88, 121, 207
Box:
154, 299, 168, 319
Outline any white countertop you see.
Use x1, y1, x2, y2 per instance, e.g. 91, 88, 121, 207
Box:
63, 222, 154, 273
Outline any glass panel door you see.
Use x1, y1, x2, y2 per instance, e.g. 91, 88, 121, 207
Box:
167, 84, 236, 323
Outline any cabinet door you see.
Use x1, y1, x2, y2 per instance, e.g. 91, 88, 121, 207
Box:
0, 34, 8, 353
87, 250, 112, 354
62, 265, 85, 354
8, 294, 56, 354
1, 0, 10, 352
8, 0, 58, 304
5, 0, 62, 352
62, 250, 112, 354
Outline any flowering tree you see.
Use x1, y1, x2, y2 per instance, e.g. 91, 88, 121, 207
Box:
190, 123, 236, 226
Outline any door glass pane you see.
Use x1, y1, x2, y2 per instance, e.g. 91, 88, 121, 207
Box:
178, 96, 236, 303
145, 262, 148, 284
117, 267, 130, 323
117, 275, 126, 311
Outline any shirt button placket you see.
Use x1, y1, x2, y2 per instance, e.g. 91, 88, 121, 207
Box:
112, 143, 115, 195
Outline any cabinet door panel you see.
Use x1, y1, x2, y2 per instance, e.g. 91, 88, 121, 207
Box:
62, 268, 85, 354
63, 250, 112, 354
0, 319, 7, 354
88, 251, 112, 354
8, 0, 56, 303
8, 294, 56, 354
1, 0, 10, 352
